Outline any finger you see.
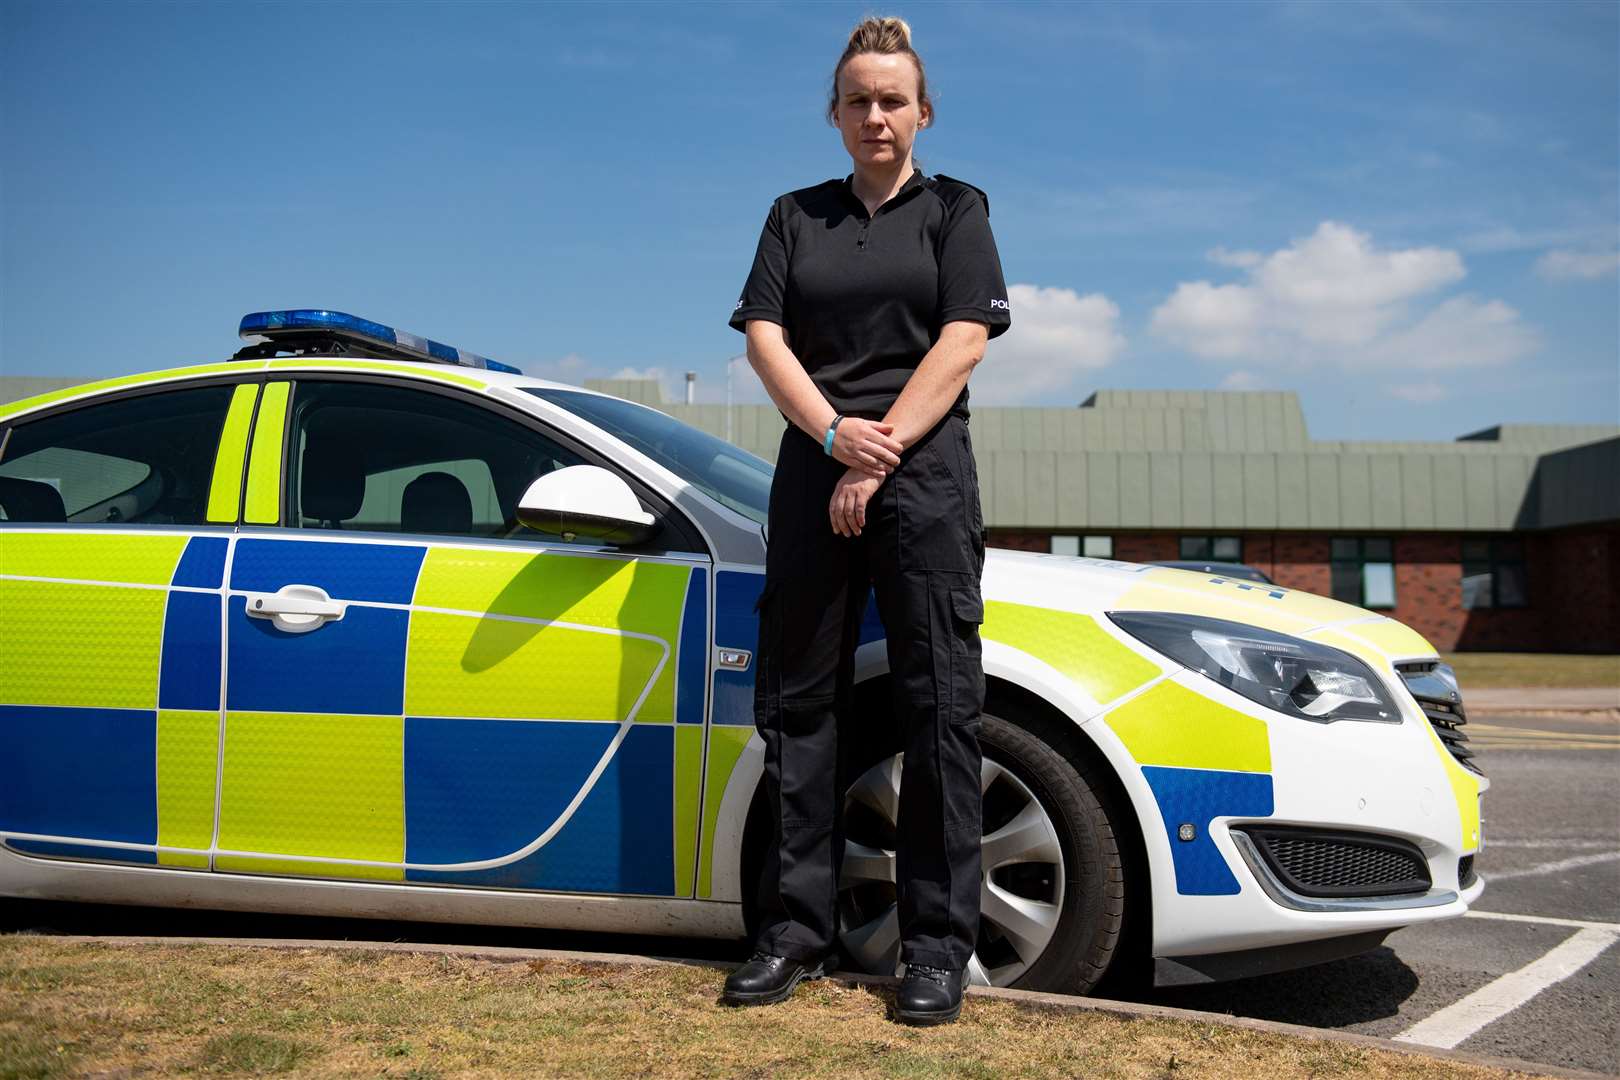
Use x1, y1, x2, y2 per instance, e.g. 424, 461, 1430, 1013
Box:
863, 442, 902, 468
875, 433, 905, 456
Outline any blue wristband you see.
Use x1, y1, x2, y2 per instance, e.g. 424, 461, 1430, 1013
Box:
823, 415, 845, 456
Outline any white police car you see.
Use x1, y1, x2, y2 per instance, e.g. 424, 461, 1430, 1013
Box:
0, 311, 1485, 990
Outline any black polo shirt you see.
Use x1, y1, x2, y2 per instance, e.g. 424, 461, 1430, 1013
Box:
728, 171, 1011, 421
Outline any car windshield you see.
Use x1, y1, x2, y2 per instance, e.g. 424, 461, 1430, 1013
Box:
527, 388, 772, 526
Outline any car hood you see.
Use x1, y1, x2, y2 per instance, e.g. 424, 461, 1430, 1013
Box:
982, 549, 1436, 669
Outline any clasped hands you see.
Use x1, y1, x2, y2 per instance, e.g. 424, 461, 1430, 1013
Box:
827, 417, 903, 538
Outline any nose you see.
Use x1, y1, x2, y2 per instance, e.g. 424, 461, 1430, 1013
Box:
863, 102, 885, 128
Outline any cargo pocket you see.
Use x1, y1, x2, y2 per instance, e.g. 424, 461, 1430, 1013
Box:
947, 585, 985, 727
752, 580, 780, 732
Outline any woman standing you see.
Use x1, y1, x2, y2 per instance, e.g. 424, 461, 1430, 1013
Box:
720, 17, 1011, 1026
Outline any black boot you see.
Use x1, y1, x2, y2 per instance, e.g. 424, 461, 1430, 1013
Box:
895, 964, 966, 1025
721, 951, 826, 1006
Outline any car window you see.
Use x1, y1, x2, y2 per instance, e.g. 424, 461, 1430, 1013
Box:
527, 388, 771, 526
0, 385, 237, 524
287, 380, 597, 541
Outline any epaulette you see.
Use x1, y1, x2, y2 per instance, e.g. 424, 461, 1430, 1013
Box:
926, 174, 991, 217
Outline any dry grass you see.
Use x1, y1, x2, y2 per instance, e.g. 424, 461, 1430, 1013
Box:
0, 938, 1546, 1079
1443, 652, 1620, 690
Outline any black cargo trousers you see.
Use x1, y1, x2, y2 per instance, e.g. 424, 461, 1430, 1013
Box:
752, 413, 986, 971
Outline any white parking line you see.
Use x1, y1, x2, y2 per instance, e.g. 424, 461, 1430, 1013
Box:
1485, 850, 1620, 882
1466, 910, 1620, 933
1393, 926, 1618, 1049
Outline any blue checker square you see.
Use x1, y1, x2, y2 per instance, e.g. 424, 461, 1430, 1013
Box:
0, 706, 156, 845
1141, 766, 1274, 896
159, 591, 221, 711
226, 596, 408, 715
171, 536, 229, 589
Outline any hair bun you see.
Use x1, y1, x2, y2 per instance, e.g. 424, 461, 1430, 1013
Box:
847, 15, 912, 53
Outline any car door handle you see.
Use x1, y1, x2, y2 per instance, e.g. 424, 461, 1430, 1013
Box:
243, 584, 346, 634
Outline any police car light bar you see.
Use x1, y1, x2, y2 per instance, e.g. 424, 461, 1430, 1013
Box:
237, 309, 523, 374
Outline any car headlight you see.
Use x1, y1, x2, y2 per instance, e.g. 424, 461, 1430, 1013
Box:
1107, 611, 1400, 724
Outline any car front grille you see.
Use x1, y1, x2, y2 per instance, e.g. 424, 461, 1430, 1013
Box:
1458, 854, 1477, 889
1396, 660, 1482, 775
1239, 826, 1433, 898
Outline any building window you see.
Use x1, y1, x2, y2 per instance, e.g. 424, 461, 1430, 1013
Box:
1462, 538, 1528, 609
1180, 535, 1242, 562
1051, 534, 1113, 558
1331, 538, 1396, 609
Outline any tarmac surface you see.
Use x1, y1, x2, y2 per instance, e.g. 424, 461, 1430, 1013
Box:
4, 709, 1616, 1074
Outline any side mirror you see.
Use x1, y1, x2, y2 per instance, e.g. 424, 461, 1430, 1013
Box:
517, 465, 660, 546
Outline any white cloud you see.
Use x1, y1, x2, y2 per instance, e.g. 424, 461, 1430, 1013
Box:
1219, 370, 1268, 390
1387, 381, 1449, 404
976, 284, 1125, 403
1371, 296, 1540, 370
1151, 221, 1537, 375
607, 366, 668, 382
1534, 249, 1620, 281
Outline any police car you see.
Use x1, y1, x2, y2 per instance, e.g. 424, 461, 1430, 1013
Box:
0, 311, 1485, 991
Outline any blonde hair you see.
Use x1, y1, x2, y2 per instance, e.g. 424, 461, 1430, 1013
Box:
826, 16, 932, 125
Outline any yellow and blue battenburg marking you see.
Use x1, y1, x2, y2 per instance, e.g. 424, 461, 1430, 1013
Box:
0, 530, 715, 896
978, 602, 1276, 897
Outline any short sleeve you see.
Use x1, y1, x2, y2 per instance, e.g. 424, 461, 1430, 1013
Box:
728, 199, 789, 333
937, 189, 1011, 339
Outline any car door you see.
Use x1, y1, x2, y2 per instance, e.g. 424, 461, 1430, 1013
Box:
0, 376, 260, 872
213, 374, 712, 897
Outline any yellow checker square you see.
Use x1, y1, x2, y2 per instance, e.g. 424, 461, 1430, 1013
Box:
409, 549, 689, 723
406, 611, 666, 722
217, 712, 403, 880
983, 600, 1162, 706
0, 579, 166, 709
156, 709, 219, 864
1104, 681, 1272, 774
0, 531, 186, 586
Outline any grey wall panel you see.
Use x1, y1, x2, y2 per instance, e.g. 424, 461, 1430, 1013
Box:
1243, 453, 1278, 528
1494, 454, 1532, 530
992, 450, 1025, 527
1103, 410, 1126, 452
1182, 454, 1214, 529
1026, 450, 1057, 528
1402, 455, 1436, 529
1277, 454, 1309, 528
1308, 455, 1341, 529
1212, 453, 1245, 529
1122, 409, 1147, 452
1056, 452, 1088, 526
1087, 452, 1120, 526
1119, 452, 1152, 525
1463, 454, 1498, 529
1185, 408, 1209, 453
1369, 454, 1403, 529
1431, 454, 1465, 528
1150, 452, 1182, 528
1339, 453, 1371, 528
976, 408, 1005, 452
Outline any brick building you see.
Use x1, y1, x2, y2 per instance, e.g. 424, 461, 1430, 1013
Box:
585, 380, 1618, 654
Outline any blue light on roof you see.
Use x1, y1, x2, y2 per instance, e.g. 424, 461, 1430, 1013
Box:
238, 309, 523, 375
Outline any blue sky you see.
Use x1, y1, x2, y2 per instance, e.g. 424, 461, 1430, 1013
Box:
2, 0, 1615, 441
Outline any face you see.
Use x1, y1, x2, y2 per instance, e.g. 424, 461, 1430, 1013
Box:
833, 52, 929, 171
